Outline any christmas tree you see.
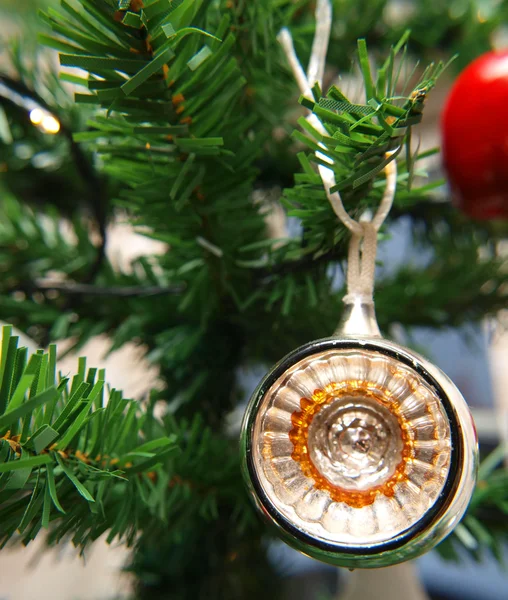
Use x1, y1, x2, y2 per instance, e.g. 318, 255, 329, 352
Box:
0, 0, 507, 598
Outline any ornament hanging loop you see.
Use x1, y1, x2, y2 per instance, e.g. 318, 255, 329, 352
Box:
344, 221, 378, 304
278, 0, 397, 338
321, 150, 397, 305
337, 221, 382, 338
334, 154, 398, 338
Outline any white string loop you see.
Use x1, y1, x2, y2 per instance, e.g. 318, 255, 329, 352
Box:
277, 0, 398, 304
344, 221, 378, 305
307, 0, 332, 90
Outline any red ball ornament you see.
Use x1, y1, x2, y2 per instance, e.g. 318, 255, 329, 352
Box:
441, 50, 508, 220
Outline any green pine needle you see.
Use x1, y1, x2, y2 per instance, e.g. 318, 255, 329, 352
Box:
0, 327, 247, 548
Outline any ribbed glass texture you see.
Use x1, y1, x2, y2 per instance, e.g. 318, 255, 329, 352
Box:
253, 348, 452, 546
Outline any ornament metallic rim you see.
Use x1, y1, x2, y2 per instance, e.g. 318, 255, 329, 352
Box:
240, 336, 478, 568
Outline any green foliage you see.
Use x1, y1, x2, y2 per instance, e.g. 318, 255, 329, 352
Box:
0, 325, 280, 598
0, 326, 253, 547
390, 0, 508, 71
36, 0, 268, 316
284, 34, 448, 254
376, 206, 507, 330
0, 0, 507, 596
438, 445, 508, 563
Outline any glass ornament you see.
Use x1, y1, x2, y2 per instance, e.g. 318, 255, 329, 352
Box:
241, 300, 478, 568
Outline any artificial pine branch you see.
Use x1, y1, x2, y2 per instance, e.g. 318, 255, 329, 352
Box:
0, 72, 108, 280
0, 326, 253, 550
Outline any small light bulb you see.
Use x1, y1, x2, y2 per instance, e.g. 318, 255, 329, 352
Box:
29, 109, 61, 135
40, 115, 61, 134
29, 108, 44, 125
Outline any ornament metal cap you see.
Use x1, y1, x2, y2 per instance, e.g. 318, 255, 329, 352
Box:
336, 296, 381, 338
240, 296, 478, 568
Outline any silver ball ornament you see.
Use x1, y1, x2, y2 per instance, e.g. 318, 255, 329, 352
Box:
241, 301, 478, 568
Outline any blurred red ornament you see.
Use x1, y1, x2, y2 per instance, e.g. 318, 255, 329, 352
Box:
441, 50, 508, 220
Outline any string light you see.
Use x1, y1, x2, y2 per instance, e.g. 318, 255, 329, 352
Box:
29, 108, 44, 125
29, 108, 60, 134
40, 114, 60, 134
0, 81, 61, 135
